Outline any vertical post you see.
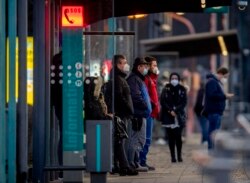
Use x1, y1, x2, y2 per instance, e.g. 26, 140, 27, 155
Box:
17, 0, 28, 181
33, 0, 46, 182
0, 0, 7, 182
62, 28, 84, 182
8, 0, 17, 182
45, 0, 51, 174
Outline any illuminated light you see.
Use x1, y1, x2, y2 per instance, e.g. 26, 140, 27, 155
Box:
7, 37, 34, 105
62, 6, 84, 27
217, 36, 228, 56
127, 14, 147, 19
201, 0, 206, 8
176, 12, 185, 15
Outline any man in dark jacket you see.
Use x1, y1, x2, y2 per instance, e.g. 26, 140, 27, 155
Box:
50, 51, 63, 179
194, 82, 208, 144
126, 57, 152, 171
105, 55, 138, 176
203, 67, 234, 149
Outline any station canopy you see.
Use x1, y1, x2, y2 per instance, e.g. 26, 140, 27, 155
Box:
140, 29, 240, 58
62, 0, 233, 25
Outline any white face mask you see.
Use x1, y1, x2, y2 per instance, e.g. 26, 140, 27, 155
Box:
221, 78, 228, 84
123, 63, 130, 72
171, 79, 179, 86
152, 67, 160, 75
142, 68, 149, 76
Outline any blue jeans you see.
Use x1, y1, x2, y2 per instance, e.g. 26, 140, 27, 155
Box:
140, 117, 154, 165
198, 116, 208, 144
207, 114, 221, 149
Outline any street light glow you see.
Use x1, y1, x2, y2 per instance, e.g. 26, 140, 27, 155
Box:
218, 36, 228, 56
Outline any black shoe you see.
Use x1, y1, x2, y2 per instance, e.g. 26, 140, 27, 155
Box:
171, 158, 177, 163
110, 167, 120, 174
126, 168, 139, 176
141, 163, 155, 171
119, 168, 138, 176
178, 157, 183, 162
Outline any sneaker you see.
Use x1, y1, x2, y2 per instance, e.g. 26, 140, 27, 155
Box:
135, 163, 148, 172
141, 163, 155, 171
58, 177, 63, 183
155, 138, 167, 145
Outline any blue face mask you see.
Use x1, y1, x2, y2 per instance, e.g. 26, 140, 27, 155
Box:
142, 68, 148, 76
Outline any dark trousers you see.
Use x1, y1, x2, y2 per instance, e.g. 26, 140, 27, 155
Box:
113, 138, 129, 169
165, 127, 183, 160
113, 117, 129, 169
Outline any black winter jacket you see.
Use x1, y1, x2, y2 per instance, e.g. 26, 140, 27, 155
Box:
160, 83, 187, 127
105, 68, 134, 118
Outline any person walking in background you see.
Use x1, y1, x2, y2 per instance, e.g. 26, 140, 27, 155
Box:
104, 54, 138, 176
202, 67, 234, 150
126, 57, 152, 172
160, 72, 187, 163
50, 51, 63, 180
194, 82, 208, 145
139, 56, 160, 171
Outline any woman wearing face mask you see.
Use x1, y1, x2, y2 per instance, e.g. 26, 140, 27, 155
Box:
160, 72, 187, 163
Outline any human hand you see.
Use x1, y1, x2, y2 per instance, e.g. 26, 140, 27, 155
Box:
170, 111, 176, 117
226, 93, 234, 99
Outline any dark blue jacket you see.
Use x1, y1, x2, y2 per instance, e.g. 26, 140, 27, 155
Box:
203, 73, 226, 115
127, 71, 152, 118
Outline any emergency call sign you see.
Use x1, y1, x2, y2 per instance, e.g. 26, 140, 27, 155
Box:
62, 6, 84, 27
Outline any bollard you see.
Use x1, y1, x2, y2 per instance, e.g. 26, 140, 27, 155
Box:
86, 120, 112, 183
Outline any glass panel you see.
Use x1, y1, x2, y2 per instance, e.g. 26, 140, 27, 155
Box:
47, 1, 134, 181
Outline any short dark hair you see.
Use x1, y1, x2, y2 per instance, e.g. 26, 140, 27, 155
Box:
217, 67, 229, 75
113, 54, 126, 65
169, 72, 181, 81
144, 56, 157, 64
133, 57, 148, 68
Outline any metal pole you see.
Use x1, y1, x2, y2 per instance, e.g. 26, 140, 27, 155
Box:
0, 0, 7, 182
45, 0, 51, 178
8, 0, 17, 182
33, 0, 46, 182
17, 0, 28, 181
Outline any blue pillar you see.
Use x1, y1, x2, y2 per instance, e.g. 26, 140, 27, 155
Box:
238, 11, 250, 103
8, 0, 17, 182
0, 0, 7, 182
33, 0, 46, 182
17, 0, 28, 181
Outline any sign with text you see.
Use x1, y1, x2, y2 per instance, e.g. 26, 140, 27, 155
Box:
62, 6, 84, 27
62, 29, 83, 151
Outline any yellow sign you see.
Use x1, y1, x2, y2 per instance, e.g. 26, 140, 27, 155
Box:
7, 37, 34, 105
62, 6, 84, 27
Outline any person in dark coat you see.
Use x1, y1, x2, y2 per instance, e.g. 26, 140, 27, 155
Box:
194, 82, 208, 144
104, 54, 138, 176
160, 72, 187, 163
50, 51, 63, 178
203, 67, 234, 149
126, 57, 152, 171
